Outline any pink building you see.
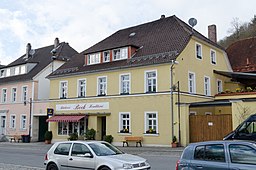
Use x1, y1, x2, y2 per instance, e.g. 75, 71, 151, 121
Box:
0, 38, 77, 141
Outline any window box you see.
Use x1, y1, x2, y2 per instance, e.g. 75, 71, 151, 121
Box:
146, 129, 157, 134
120, 129, 129, 133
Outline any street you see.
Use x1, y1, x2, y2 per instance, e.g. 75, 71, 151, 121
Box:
0, 142, 182, 170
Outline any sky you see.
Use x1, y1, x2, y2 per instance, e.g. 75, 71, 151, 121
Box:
0, 0, 255, 65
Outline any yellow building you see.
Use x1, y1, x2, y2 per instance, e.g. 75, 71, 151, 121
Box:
47, 15, 231, 146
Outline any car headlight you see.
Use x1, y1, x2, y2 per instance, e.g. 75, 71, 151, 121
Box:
123, 163, 133, 169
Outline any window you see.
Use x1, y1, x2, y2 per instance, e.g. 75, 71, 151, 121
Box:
229, 144, 256, 164
98, 76, 107, 96
120, 74, 130, 94
145, 70, 157, 93
20, 115, 26, 130
113, 47, 128, 61
204, 76, 211, 96
10, 115, 16, 129
211, 50, 216, 64
119, 112, 130, 133
103, 51, 110, 62
87, 53, 101, 65
54, 143, 71, 155
20, 65, 26, 74
196, 43, 202, 59
188, 72, 196, 93
71, 143, 91, 156
1, 89, 7, 103
217, 80, 223, 93
60, 81, 68, 99
194, 144, 225, 162
6, 68, 10, 77
22, 86, 28, 102
0, 70, 5, 77
78, 79, 86, 97
14, 67, 19, 75
145, 112, 158, 134
11, 88, 17, 102
58, 118, 86, 136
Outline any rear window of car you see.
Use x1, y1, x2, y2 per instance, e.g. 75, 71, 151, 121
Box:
54, 143, 71, 155
194, 144, 225, 162
181, 145, 193, 160
229, 144, 256, 165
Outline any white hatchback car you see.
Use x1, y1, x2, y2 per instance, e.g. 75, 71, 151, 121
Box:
44, 140, 151, 170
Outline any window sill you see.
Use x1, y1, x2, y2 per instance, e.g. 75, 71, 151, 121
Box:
143, 133, 159, 136
78, 96, 85, 98
60, 97, 67, 99
146, 91, 156, 94
120, 93, 130, 95
97, 94, 106, 96
118, 132, 132, 135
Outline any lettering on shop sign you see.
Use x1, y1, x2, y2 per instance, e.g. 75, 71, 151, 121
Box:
56, 102, 109, 111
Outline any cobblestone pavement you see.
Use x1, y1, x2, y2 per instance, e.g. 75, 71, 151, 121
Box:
0, 163, 44, 170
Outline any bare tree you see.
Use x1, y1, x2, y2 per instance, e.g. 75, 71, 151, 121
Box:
236, 103, 254, 124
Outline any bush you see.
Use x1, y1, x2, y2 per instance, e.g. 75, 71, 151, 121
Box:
103, 135, 113, 143
68, 133, 78, 141
84, 128, 96, 140
44, 131, 53, 141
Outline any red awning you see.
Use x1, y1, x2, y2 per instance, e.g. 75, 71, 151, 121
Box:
46, 115, 85, 122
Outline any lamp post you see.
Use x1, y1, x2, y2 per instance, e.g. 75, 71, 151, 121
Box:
170, 60, 179, 140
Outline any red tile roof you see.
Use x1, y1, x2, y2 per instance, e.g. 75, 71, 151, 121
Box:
226, 37, 256, 72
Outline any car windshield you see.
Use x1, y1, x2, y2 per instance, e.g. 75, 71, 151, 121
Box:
88, 142, 124, 156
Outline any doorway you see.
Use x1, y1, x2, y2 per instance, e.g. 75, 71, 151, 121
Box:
101, 116, 106, 140
38, 116, 48, 141
0, 116, 6, 135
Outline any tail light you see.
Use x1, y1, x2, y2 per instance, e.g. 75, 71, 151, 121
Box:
44, 154, 48, 161
175, 160, 180, 170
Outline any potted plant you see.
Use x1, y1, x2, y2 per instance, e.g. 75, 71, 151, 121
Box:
84, 128, 96, 140
171, 136, 178, 148
44, 131, 53, 144
68, 132, 78, 141
103, 135, 113, 143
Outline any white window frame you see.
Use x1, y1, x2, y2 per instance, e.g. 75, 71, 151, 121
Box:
10, 114, 16, 129
11, 87, 17, 103
144, 112, 158, 134
0, 69, 5, 78
6, 68, 10, 77
20, 114, 27, 130
119, 73, 131, 94
97, 76, 107, 96
1, 88, 7, 103
59, 81, 68, 99
188, 71, 196, 93
103, 51, 110, 62
196, 43, 202, 59
204, 76, 211, 96
217, 79, 223, 94
205, 112, 212, 115
119, 112, 131, 133
113, 47, 128, 61
87, 53, 101, 65
14, 67, 20, 75
77, 79, 86, 97
21, 86, 28, 102
20, 65, 26, 74
210, 49, 216, 64
189, 111, 197, 115
58, 122, 68, 135
145, 70, 157, 93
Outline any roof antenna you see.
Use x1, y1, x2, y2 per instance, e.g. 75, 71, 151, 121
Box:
188, 18, 197, 32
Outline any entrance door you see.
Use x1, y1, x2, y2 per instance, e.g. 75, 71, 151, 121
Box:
101, 117, 106, 140
0, 116, 6, 135
38, 116, 48, 141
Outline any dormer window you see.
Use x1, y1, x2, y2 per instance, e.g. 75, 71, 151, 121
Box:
14, 67, 20, 75
6, 68, 10, 77
0, 70, 5, 78
20, 65, 26, 74
103, 51, 110, 62
113, 47, 128, 61
87, 53, 101, 65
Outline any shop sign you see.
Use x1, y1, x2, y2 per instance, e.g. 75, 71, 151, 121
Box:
56, 102, 109, 111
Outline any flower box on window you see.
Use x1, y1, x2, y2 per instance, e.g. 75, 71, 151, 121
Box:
146, 128, 156, 134
120, 128, 129, 133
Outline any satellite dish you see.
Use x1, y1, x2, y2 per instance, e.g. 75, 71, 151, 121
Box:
188, 18, 197, 28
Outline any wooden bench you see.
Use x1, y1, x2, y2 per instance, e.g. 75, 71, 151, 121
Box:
122, 136, 143, 147
9, 135, 22, 143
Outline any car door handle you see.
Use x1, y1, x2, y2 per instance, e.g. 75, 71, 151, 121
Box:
179, 163, 188, 167
195, 164, 203, 169
69, 158, 73, 161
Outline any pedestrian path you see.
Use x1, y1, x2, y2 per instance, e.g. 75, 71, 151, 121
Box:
0, 163, 43, 170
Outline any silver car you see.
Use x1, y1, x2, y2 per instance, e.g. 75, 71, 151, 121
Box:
44, 140, 150, 170
176, 140, 256, 170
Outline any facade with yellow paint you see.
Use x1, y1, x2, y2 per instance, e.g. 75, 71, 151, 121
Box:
47, 15, 232, 146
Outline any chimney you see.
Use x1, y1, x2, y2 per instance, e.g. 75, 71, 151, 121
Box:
54, 37, 59, 48
160, 15, 165, 19
26, 43, 31, 58
208, 24, 217, 43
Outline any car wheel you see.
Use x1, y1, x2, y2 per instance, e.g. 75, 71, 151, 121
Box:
100, 166, 111, 170
47, 163, 59, 170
